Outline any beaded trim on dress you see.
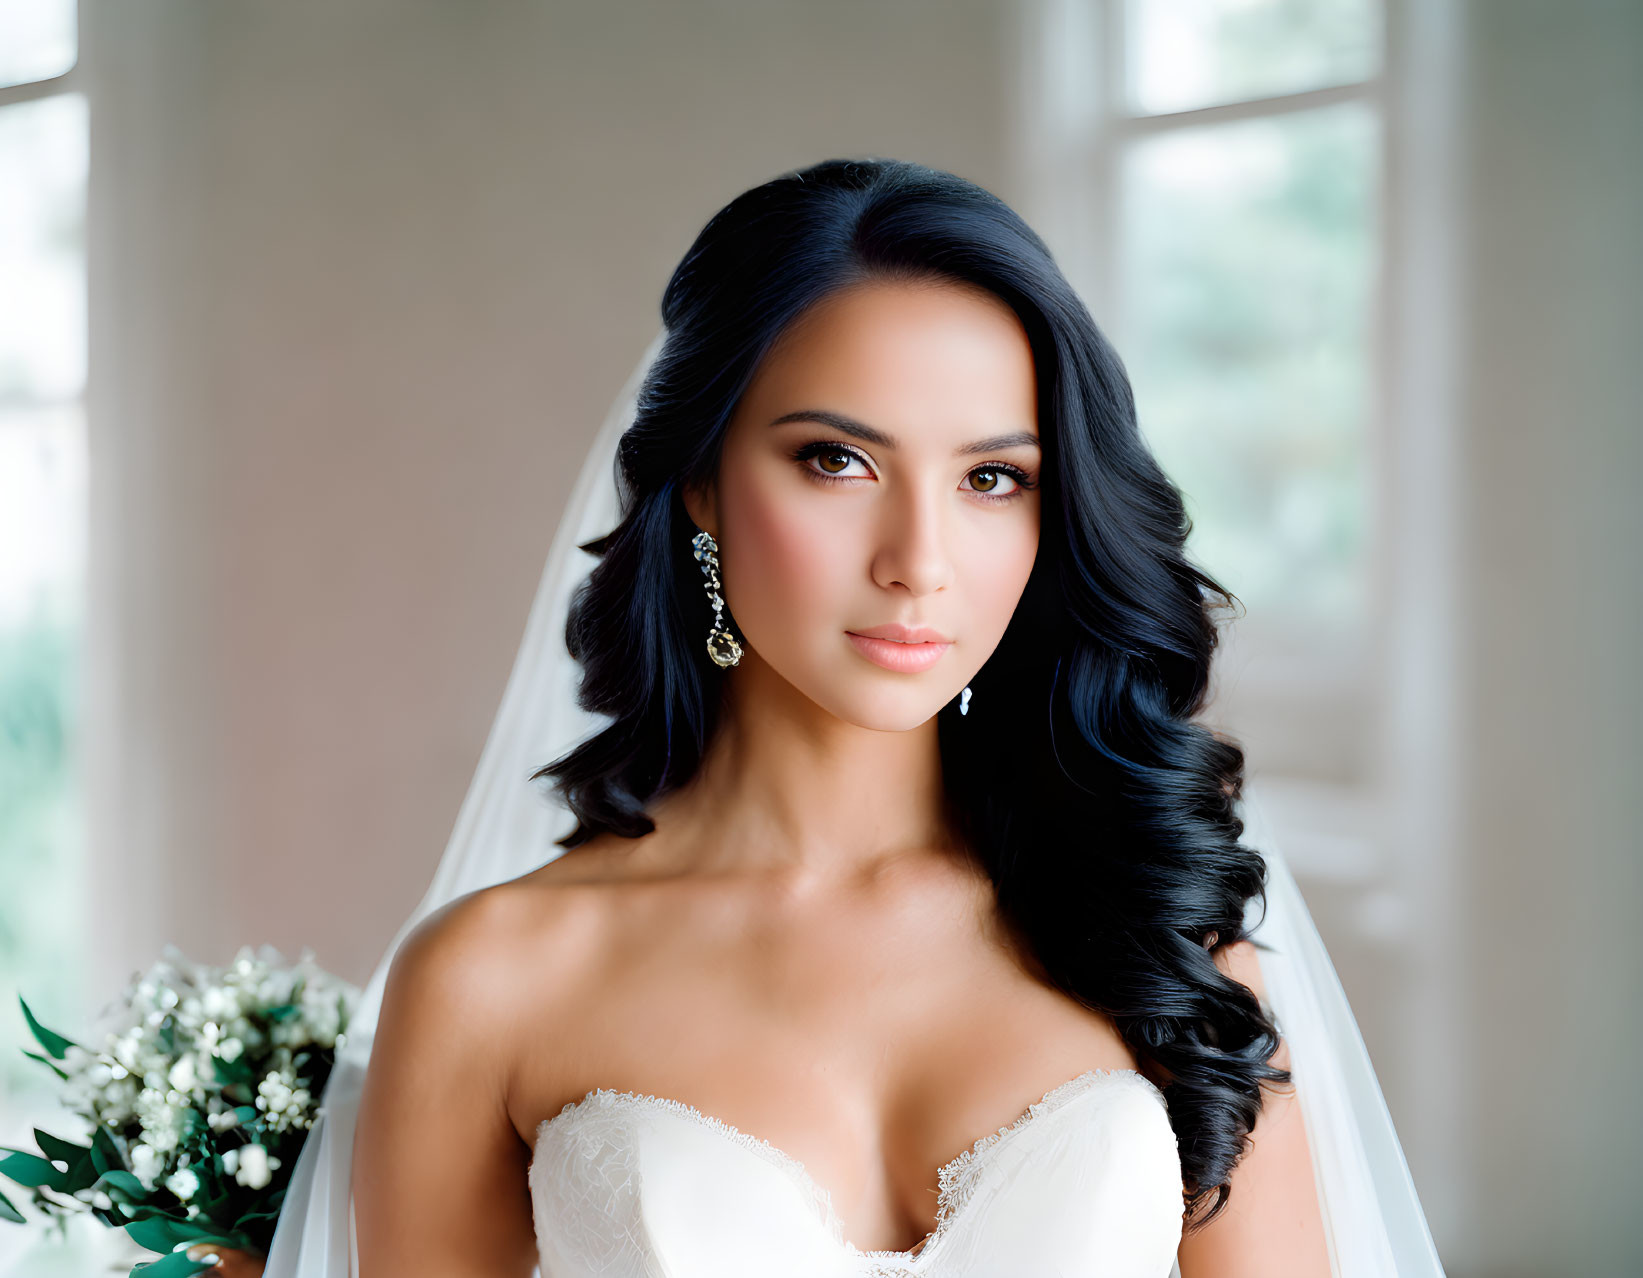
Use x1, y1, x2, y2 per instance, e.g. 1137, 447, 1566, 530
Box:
535, 1065, 1170, 1277
930, 1066, 1168, 1234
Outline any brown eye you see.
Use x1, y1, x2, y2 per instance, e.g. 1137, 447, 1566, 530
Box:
966, 467, 1023, 497
793, 442, 874, 484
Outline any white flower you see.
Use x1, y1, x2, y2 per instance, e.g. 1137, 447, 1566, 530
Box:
164, 1168, 199, 1201
202, 987, 242, 1021
168, 1056, 197, 1094
217, 1037, 244, 1063
112, 1032, 141, 1072
299, 989, 342, 1042
129, 1142, 164, 1190
257, 1069, 295, 1114
231, 1144, 281, 1190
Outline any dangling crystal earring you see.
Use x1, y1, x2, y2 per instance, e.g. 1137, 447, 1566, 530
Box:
959, 685, 972, 716
691, 529, 743, 668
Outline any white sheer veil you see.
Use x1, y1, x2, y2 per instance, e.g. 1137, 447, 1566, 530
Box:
262, 325, 1446, 1278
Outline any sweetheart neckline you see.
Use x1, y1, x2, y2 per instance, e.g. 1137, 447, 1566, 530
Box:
531, 1065, 1168, 1269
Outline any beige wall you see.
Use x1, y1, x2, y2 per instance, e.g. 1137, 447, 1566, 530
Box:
82, 0, 1012, 993
1453, 3, 1642, 1274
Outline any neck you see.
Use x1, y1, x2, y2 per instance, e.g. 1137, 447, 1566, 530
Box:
647, 651, 959, 890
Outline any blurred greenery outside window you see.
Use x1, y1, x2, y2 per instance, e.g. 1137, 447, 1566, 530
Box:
0, 0, 86, 1207
1110, 0, 1383, 636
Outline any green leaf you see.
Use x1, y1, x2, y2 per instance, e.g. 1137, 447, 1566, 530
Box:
21, 1049, 70, 1081
125, 1216, 232, 1254
120, 1203, 191, 1224
33, 1129, 90, 1166
96, 1168, 148, 1199
91, 1126, 123, 1176
190, 1186, 232, 1219
0, 1149, 69, 1191
0, 1184, 24, 1224
17, 996, 76, 1060
232, 1106, 258, 1125
62, 1153, 97, 1193
209, 1054, 254, 1088
231, 1203, 282, 1228
130, 1249, 216, 1277
30, 1130, 97, 1191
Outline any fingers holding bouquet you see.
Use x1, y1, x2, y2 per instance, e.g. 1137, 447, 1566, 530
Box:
186, 1242, 266, 1276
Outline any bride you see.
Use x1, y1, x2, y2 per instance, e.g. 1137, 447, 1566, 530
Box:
211, 157, 1446, 1278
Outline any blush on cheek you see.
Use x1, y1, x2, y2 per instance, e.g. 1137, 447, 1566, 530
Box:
965, 527, 1039, 633
724, 484, 844, 644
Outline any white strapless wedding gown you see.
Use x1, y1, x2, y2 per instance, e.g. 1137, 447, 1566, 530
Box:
527, 1066, 1185, 1278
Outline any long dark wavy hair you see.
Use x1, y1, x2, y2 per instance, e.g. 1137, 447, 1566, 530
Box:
532, 157, 1288, 1229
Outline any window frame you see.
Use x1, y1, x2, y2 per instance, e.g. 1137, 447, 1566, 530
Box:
1009, 0, 1392, 744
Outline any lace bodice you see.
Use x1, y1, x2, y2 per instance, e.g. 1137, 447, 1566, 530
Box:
527, 1066, 1185, 1278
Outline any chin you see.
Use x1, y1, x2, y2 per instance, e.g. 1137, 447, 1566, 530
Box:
827, 687, 950, 734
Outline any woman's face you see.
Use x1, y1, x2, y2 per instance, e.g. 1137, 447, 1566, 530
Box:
684, 278, 1042, 732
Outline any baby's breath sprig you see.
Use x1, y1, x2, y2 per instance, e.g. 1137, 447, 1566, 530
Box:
1, 943, 358, 1276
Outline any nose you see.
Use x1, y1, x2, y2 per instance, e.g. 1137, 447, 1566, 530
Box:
870, 482, 956, 597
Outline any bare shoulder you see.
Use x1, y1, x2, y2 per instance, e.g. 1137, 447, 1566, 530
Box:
1178, 937, 1328, 1275
388, 856, 615, 1031
352, 856, 619, 1277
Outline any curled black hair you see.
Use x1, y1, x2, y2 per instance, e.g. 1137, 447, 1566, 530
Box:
532, 157, 1290, 1229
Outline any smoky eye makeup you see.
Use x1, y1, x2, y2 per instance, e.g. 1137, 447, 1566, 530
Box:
788, 440, 1039, 503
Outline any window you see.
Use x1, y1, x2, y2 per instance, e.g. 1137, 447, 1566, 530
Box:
1011, 0, 1400, 915
0, 0, 88, 1267
1018, 0, 1385, 668
1008, 0, 1441, 1194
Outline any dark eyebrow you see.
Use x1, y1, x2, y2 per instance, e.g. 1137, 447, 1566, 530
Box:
768, 409, 1040, 457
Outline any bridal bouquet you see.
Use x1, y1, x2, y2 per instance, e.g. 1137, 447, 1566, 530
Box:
1, 943, 358, 1276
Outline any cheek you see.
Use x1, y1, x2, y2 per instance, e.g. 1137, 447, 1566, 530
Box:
720, 473, 851, 639
961, 517, 1040, 639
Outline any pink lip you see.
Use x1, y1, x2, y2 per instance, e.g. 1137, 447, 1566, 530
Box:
849, 622, 953, 643
845, 626, 954, 673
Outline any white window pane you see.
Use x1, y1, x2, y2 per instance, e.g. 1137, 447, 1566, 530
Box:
0, 404, 85, 1179
1124, 0, 1380, 115
0, 402, 84, 624
1117, 101, 1379, 627
0, 0, 77, 89
0, 92, 87, 404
